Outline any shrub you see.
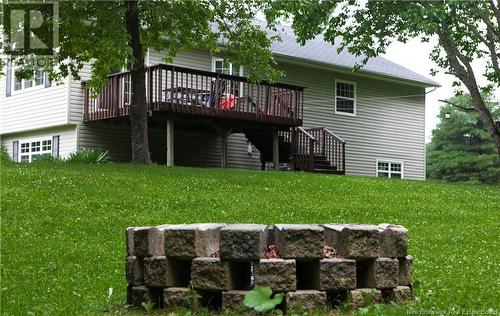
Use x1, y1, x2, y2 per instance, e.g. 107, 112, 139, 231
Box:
0, 146, 12, 164
32, 154, 64, 164
66, 148, 111, 164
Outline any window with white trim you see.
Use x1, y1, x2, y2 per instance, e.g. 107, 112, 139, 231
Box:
212, 58, 243, 97
19, 139, 52, 162
377, 160, 403, 179
13, 69, 46, 92
335, 80, 356, 115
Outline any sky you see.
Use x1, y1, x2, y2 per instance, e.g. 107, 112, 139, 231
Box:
382, 37, 499, 142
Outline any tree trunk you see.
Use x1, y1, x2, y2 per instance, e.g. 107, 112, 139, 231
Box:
125, 0, 152, 164
436, 28, 500, 157
466, 83, 500, 157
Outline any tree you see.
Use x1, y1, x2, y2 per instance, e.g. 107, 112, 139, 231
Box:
427, 94, 499, 184
2, 1, 282, 164
263, 0, 500, 157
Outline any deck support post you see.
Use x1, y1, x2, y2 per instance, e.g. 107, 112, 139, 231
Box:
221, 133, 228, 168
213, 124, 232, 169
166, 116, 174, 166
272, 128, 279, 170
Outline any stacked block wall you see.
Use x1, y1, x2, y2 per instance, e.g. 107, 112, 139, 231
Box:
125, 223, 414, 313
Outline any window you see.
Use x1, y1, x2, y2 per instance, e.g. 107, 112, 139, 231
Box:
377, 160, 403, 179
12, 68, 46, 93
212, 58, 243, 97
19, 138, 52, 163
335, 80, 356, 116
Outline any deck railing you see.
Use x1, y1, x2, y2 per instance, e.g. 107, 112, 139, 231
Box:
292, 127, 345, 173
292, 127, 316, 171
84, 64, 304, 124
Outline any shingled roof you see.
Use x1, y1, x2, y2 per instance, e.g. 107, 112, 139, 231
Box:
267, 24, 440, 87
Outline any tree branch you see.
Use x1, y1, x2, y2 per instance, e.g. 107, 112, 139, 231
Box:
439, 99, 477, 112
489, 0, 500, 29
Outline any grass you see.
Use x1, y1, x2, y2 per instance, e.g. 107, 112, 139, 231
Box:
1, 163, 499, 315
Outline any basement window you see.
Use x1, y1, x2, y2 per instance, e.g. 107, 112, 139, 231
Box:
376, 160, 403, 179
19, 138, 52, 162
335, 80, 356, 116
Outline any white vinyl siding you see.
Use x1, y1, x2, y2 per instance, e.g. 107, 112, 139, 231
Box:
276, 59, 426, 180
0, 65, 69, 135
0, 126, 77, 160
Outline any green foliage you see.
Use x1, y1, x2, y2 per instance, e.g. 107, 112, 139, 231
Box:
427, 94, 500, 184
1, 164, 499, 314
244, 286, 284, 313
31, 154, 64, 164
66, 148, 111, 164
0, 146, 12, 165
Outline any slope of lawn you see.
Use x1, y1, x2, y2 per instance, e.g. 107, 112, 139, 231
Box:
0, 163, 499, 315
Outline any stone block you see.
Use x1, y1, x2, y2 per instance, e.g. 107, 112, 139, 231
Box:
286, 290, 327, 312
348, 288, 382, 309
126, 227, 148, 257
222, 290, 250, 312
253, 259, 296, 292
144, 256, 170, 287
357, 258, 399, 289
384, 286, 413, 303
164, 287, 199, 309
164, 224, 224, 258
273, 224, 324, 259
378, 224, 408, 258
219, 224, 268, 260
398, 255, 413, 286
319, 258, 356, 290
148, 224, 171, 256
127, 285, 151, 307
324, 224, 379, 259
191, 258, 231, 290
126, 256, 144, 285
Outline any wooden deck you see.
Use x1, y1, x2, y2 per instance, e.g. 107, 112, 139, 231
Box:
83, 64, 304, 127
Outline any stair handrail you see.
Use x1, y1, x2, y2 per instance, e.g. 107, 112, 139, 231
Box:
324, 128, 345, 144
297, 127, 316, 141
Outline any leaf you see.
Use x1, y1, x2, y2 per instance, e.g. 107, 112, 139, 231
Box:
244, 286, 284, 313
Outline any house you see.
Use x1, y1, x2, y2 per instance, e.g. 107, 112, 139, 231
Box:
0, 26, 439, 180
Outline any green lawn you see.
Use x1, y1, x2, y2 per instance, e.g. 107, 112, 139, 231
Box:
1, 163, 499, 315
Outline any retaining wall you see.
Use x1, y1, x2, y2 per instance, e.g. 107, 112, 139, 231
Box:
125, 223, 414, 313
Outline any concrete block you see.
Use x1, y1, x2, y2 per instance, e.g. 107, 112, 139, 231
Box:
273, 224, 324, 259
357, 258, 399, 289
191, 258, 231, 290
144, 256, 170, 287
348, 288, 382, 309
164, 224, 225, 258
286, 290, 327, 312
398, 255, 413, 286
126, 227, 149, 257
126, 256, 144, 285
253, 259, 296, 292
384, 286, 413, 303
319, 258, 356, 290
324, 224, 379, 259
378, 224, 408, 258
127, 285, 152, 307
148, 224, 171, 256
163, 287, 199, 309
219, 224, 268, 260
222, 290, 250, 312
